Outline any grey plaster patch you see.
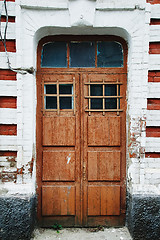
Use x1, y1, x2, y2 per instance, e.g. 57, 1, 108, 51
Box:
0, 187, 8, 195
126, 193, 160, 240
0, 195, 36, 240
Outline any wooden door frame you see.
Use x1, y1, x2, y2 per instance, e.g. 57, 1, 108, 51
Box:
36, 35, 128, 226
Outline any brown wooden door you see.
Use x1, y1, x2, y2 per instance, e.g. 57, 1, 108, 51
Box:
82, 73, 126, 226
37, 71, 126, 227
37, 73, 82, 226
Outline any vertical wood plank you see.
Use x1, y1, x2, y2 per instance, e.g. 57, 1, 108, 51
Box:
109, 117, 121, 146
88, 152, 98, 180
99, 151, 121, 181
88, 186, 120, 216
42, 186, 60, 216
42, 186, 75, 216
42, 151, 75, 181
88, 117, 109, 146
43, 117, 52, 144
88, 186, 101, 215
101, 186, 120, 215
67, 186, 76, 215
43, 117, 76, 146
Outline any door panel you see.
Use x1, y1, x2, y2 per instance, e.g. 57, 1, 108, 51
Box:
42, 186, 75, 216
88, 185, 120, 216
88, 151, 121, 181
43, 117, 76, 146
87, 116, 121, 146
42, 151, 75, 181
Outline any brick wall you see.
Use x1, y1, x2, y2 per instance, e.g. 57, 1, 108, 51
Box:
0, 0, 160, 239
0, 151, 17, 183
0, 0, 159, 197
0, 97, 17, 108
147, 0, 160, 3
0, 0, 17, 183
145, 0, 160, 187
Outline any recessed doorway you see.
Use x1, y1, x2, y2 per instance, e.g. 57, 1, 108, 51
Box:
36, 35, 127, 227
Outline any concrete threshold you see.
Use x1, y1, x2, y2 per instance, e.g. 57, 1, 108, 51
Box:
31, 227, 132, 240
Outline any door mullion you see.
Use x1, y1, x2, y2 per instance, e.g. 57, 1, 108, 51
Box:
81, 73, 89, 226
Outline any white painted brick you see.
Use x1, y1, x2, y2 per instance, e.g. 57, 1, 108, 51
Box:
0, 53, 16, 69
148, 83, 160, 98
1, 23, 16, 40
131, 52, 145, 59
0, 136, 17, 146
96, 0, 146, 10
150, 25, 160, 42
146, 137, 160, 152
145, 172, 160, 185
149, 55, 160, 70
0, 0, 155, 195
0, 157, 11, 162
148, 162, 160, 168
0, 1, 15, 16
3, 167, 17, 172
20, 0, 68, 9
23, 151, 32, 158
0, 109, 17, 124
151, 4, 160, 19
146, 110, 160, 126
0, 145, 17, 151
145, 168, 160, 174
0, 161, 11, 168
130, 92, 147, 98
0, 81, 17, 96
0, 156, 17, 162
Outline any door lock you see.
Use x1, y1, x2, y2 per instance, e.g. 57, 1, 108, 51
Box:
83, 162, 86, 181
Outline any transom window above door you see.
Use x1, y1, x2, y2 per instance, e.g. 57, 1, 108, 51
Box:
41, 41, 124, 68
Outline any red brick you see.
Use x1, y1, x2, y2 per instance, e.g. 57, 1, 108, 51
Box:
145, 152, 160, 158
2, 173, 17, 183
149, 42, 160, 54
148, 71, 160, 82
146, 127, 160, 137
0, 124, 17, 135
0, 151, 17, 157
0, 70, 16, 80
1, 16, 15, 23
0, 40, 16, 52
0, 0, 15, 1
150, 19, 160, 25
17, 167, 24, 174
0, 97, 17, 108
147, 99, 160, 110
147, 0, 160, 4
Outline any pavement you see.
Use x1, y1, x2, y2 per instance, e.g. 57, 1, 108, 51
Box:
31, 227, 132, 240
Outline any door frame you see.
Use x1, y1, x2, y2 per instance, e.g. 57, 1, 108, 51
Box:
36, 35, 128, 226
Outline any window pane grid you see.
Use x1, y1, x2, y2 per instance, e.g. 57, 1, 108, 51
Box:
44, 82, 74, 113
41, 41, 124, 68
85, 81, 123, 115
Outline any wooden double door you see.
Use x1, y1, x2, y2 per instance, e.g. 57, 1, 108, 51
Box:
37, 71, 126, 227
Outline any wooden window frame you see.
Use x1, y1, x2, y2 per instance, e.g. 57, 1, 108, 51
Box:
43, 79, 76, 115
85, 80, 123, 115
37, 35, 128, 73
